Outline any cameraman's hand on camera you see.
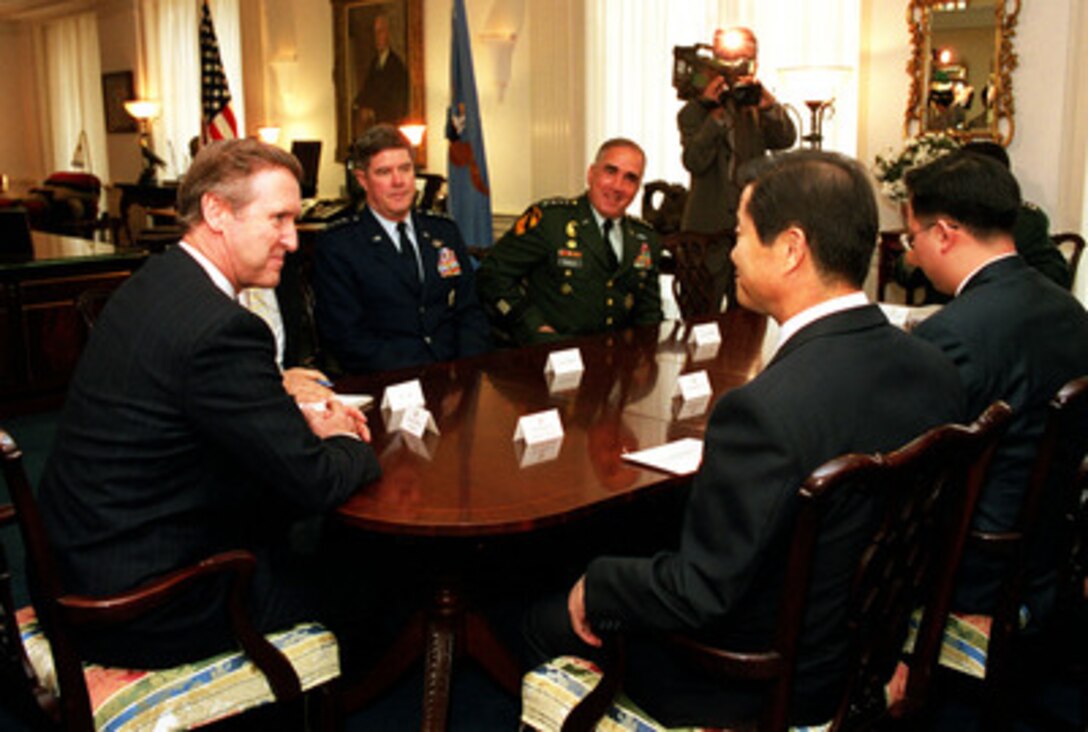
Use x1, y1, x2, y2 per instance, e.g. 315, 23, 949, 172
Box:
757, 84, 779, 111
701, 74, 728, 120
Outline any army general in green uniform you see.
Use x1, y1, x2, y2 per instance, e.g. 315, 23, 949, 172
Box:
478, 138, 663, 345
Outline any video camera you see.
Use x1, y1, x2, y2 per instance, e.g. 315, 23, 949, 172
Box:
672, 43, 763, 107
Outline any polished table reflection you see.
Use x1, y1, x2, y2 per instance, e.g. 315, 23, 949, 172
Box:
334, 306, 771, 730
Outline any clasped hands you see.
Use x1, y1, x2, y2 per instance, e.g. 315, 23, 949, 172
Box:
284, 367, 372, 442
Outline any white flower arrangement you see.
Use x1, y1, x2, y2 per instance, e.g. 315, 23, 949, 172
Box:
872, 132, 961, 202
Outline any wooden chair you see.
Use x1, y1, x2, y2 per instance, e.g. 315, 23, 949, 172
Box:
641, 181, 687, 236
936, 375, 1088, 730
662, 231, 720, 319
1052, 232, 1085, 288
521, 402, 1012, 732
0, 428, 342, 731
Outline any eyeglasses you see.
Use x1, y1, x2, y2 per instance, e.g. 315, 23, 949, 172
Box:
899, 221, 941, 251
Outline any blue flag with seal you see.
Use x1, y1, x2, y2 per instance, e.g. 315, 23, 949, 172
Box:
446, 0, 492, 249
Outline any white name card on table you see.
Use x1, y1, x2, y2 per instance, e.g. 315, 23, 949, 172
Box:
689, 322, 722, 348
545, 348, 584, 378
516, 436, 564, 468
674, 370, 712, 401
622, 438, 704, 476
399, 404, 439, 438
382, 379, 425, 411
673, 394, 711, 421
547, 368, 583, 394
382, 379, 426, 431
513, 408, 564, 445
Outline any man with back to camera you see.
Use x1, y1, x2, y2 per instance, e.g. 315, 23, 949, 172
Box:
904, 150, 1088, 626
37, 138, 382, 668
678, 26, 796, 310
524, 150, 965, 727
477, 138, 663, 346
313, 124, 491, 373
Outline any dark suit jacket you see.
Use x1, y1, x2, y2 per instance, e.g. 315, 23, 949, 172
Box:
584, 305, 965, 726
38, 246, 381, 666
313, 207, 492, 373
914, 256, 1088, 619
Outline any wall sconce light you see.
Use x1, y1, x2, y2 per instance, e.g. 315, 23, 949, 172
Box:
776, 65, 853, 151
257, 126, 281, 145
124, 100, 165, 186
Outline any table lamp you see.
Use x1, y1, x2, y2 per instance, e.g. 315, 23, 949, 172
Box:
124, 100, 166, 186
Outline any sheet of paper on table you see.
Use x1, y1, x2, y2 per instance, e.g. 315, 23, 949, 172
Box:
621, 437, 704, 476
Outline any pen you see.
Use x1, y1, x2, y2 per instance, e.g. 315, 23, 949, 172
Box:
317, 378, 334, 387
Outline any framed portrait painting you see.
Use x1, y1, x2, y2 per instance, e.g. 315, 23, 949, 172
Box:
102, 71, 138, 134
332, 0, 424, 164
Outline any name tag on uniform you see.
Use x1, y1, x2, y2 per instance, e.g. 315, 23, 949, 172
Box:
436, 247, 462, 277
557, 249, 583, 268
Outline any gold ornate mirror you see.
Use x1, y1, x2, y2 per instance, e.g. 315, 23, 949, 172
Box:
905, 0, 1020, 145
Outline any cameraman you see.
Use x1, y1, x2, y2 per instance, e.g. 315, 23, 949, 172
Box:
678, 27, 795, 307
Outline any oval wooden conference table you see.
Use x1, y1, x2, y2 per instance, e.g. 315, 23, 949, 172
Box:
334, 306, 772, 731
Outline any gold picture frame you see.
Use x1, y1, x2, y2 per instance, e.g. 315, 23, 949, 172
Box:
332, 0, 425, 164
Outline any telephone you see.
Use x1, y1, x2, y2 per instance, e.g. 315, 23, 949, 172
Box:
298, 199, 352, 223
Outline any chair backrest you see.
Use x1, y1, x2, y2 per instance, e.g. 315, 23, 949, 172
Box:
1052, 232, 1085, 286
829, 401, 1013, 730
972, 375, 1088, 708
641, 180, 688, 235
0, 428, 89, 727
663, 231, 720, 319
0, 207, 34, 261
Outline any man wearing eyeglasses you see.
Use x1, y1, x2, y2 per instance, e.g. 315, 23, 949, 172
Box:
903, 150, 1088, 627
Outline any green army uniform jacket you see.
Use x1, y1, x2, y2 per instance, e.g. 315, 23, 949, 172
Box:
478, 194, 663, 345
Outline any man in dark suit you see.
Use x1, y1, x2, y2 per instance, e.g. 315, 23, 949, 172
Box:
904, 150, 1088, 623
313, 124, 491, 373
351, 11, 409, 138
524, 150, 965, 727
38, 139, 382, 668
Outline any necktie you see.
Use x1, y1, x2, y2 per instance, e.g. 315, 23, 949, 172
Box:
397, 221, 421, 291
603, 218, 619, 271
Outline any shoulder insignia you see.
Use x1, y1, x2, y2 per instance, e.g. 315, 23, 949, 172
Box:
625, 214, 654, 230
322, 214, 360, 231
538, 196, 577, 208
514, 205, 543, 235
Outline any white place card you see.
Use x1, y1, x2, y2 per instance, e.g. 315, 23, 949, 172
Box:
674, 370, 712, 401
335, 393, 373, 411
621, 438, 704, 476
689, 322, 722, 347
546, 368, 583, 394
402, 431, 438, 460
688, 339, 721, 362
516, 436, 564, 468
382, 379, 426, 412
513, 408, 564, 445
399, 405, 439, 438
673, 394, 711, 421
545, 348, 585, 378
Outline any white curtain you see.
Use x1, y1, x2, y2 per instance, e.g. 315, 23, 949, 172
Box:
585, 0, 860, 195
138, 0, 245, 179
36, 12, 110, 183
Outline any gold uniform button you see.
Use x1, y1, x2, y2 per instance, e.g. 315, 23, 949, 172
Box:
561, 283, 573, 295
565, 270, 572, 277
607, 298, 614, 306
606, 317, 614, 326
606, 280, 614, 288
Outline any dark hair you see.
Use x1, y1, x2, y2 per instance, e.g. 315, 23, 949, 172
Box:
741, 150, 877, 288
351, 124, 412, 171
904, 150, 1020, 237
961, 140, 1010, 169
177, 138, 301, 229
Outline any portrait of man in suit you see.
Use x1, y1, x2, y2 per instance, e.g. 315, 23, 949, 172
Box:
350, 7, 409, 140
524, 150, 965, 728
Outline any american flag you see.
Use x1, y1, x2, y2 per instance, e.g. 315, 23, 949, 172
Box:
200, 0, 237, 142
